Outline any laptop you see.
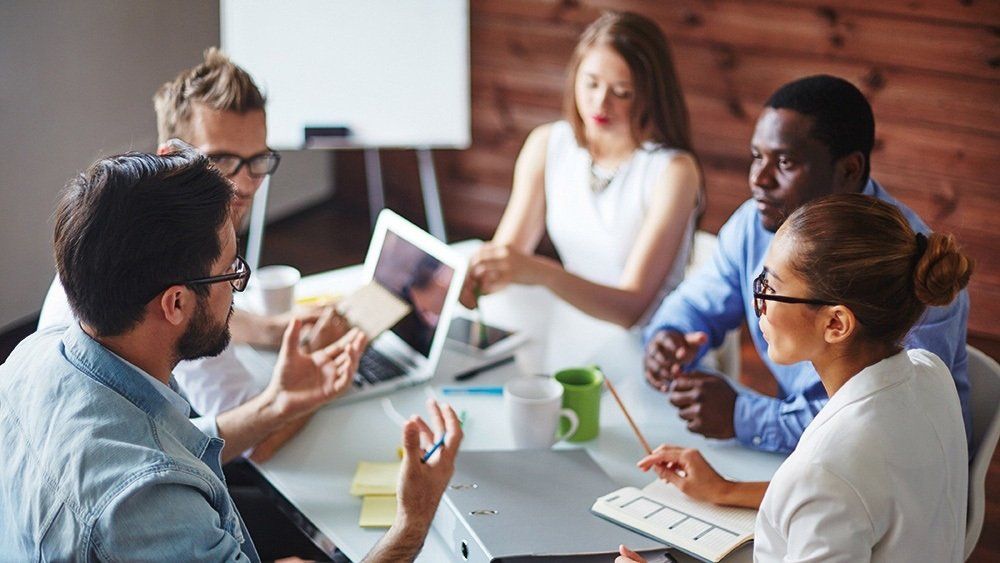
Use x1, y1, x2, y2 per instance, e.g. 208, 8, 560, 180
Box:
343, 209, 467, 402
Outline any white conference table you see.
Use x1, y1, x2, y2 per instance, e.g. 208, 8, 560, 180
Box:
241, 241, 786, 562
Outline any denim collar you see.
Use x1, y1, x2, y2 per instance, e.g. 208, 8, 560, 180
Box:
61, 323, 218, 462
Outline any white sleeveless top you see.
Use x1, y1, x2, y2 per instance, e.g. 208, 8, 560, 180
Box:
544, 120, 696, 323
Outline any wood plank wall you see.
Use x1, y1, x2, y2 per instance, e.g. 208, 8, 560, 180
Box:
335, 0, 1000, 339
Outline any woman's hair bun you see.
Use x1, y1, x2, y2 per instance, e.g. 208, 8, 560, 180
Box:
913, 233, 974, 307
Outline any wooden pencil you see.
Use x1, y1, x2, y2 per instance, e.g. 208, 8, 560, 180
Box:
604, 376, 653, 455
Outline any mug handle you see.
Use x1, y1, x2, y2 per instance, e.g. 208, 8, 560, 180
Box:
555, 408, 579, 442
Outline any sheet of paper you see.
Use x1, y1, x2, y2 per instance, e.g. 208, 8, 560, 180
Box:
349, 461, 401, 496
359, 495, 397, 528
338, 281, 411, 339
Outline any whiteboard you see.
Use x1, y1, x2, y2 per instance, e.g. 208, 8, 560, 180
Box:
221, 0, 470, 149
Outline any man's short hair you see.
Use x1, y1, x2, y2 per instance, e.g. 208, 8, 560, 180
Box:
765, 75, 875, 182
153, 47, 266, 145
54, 151, 233, 336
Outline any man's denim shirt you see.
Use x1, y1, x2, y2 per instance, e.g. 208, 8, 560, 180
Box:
0, 324, 259, 561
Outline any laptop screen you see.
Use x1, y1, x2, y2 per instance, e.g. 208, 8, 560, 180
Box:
372, 230, 455, 357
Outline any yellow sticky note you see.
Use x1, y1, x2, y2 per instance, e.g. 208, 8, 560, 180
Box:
359, 495, 397, 528
349, 461, 400, 496
295, 292, 341, 306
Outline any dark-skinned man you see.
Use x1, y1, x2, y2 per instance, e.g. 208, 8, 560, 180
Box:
643, 75, 970, 453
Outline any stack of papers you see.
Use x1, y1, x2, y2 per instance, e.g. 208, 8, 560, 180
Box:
350, 461, 400, 528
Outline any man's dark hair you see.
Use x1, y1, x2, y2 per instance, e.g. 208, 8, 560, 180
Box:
54, 151, 233, 336
765, 74, 875, 182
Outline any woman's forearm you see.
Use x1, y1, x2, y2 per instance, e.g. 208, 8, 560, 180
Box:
714, 480, 769, 509
535, 257, 655, 328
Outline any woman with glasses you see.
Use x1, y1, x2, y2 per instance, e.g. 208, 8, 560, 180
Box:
617, 194, 973, 562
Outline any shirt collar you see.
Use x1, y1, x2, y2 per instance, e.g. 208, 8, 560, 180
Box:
105, 348, 192, 418
800, 349, 912, 443
61, 323, 216, 457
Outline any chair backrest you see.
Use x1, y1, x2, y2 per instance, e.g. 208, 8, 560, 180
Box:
964, 345, 1000, 560
686, 231, 741, 379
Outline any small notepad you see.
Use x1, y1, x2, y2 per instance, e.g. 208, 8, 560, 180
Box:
359, 495, 397, 528
349, 461, 401, 496
338, 281, 411, 339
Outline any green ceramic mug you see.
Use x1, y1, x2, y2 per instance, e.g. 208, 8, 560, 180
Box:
554, 366, 604, 442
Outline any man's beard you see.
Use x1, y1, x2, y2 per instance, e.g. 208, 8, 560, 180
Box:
176, 297, 233, 362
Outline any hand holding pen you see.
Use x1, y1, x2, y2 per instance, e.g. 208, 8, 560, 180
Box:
396, 399, 464, 531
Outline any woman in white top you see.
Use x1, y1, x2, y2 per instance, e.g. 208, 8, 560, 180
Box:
618, 194, 973, 562
464, 11, 703, 327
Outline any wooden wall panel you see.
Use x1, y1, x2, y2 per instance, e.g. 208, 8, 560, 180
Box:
335, 0, 999, 339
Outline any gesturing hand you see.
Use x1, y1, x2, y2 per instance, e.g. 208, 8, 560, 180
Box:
668, 370, 737, 439
397, 399, 464, 530
302, 305, 351, 353
265, 319, 366, 419
644, 330, 708, 392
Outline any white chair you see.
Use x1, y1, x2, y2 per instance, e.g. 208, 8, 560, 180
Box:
965, 345, 1000, 560
685, 231, 741, 379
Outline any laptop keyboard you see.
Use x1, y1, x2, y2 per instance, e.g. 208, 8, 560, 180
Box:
355, 348, 407, 388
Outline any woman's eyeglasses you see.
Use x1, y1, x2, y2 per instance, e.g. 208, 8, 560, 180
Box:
752, 270, 836, 317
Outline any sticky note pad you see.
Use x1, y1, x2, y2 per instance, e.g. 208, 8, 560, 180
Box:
350, 461, 400, 496
359, 495, 397, 528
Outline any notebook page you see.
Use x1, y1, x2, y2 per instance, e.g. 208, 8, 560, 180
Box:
642, 480, 756, 533
592, 481, 757, 562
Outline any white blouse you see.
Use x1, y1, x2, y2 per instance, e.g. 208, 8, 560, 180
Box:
543, 121, 696, 323
754, 349, 967, 562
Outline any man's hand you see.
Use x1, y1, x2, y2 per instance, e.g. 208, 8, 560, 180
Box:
396, 399, 463, 528
302, 305, 351, 353
230, 306, 326, 349
636, 445, 729, 504
363, 399, 463, 563
264, 320, 366, 420
644, 330, 708, 391
668, 371, 736, 439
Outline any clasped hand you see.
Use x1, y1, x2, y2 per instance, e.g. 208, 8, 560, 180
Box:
645, 329, 736, 439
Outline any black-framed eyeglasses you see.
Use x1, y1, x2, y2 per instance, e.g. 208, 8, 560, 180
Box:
752, 270, 836, 317
207, 151, 281, 178
143, 256, 251, 304
180, 255, 252, 292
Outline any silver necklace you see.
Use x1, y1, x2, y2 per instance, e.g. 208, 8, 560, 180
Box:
588, 158, 619, 194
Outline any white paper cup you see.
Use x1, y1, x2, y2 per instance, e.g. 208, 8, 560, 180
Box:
504, 377, 579, 449
255, 265, 301, 315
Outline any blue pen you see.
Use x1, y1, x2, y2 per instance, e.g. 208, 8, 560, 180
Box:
421, 411, 467, 464
421, 435, 445, 463
440, 386, 504, 396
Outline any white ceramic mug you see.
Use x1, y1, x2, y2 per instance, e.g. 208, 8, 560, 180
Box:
504, 377, 579, 449
255, 265, 301, 315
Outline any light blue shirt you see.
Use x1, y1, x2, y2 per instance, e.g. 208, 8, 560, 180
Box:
0, 323, 260, 561
644, 180, 971, 453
